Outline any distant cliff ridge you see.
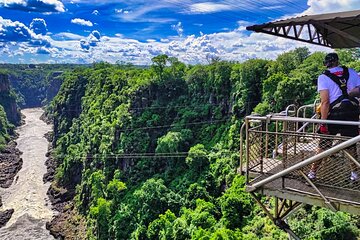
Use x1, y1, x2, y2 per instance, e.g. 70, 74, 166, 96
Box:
0, 74, 21, 125
0, 75, 10, 92
0, 64, 82, 108
45, 71, 63, 105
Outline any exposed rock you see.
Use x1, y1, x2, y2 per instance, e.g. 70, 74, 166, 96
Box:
0, 209, 14, 228
46, 72, 63, 104
0, 75, 10, 92
43, 131, 54, 143
46, 202, 86, 240
47, 183, 75, 208
0, 74, 21, 125
46, 181, 85, 239
0, 141, 23, 188
43, 156, 56, 183
40, 112, 53, 125
45, 137, 85, 239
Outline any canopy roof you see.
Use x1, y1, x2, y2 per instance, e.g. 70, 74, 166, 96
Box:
246, 10, 360, 48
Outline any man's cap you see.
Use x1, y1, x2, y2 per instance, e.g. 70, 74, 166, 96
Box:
323, 53, 339, 67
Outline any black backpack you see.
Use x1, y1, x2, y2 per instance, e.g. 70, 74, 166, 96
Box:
323, 66, 360, 121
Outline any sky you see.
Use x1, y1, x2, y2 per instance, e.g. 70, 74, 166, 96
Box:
0, 0, 359, 64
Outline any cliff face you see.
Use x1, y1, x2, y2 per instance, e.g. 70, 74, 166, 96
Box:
0, 75, 10, 92
0, 64, 80, 108
0, 74, 21, 125
45, 71, 63, 104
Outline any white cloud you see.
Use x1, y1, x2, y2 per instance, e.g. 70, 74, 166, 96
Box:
30, 18, 47, 35
2, 0, 359, 64
189, 2, 232, 14
171, 22, 184, 37
71, 18, 93, 27
115, 4, 175, 23
0, 25, 328, 65
303, 0, 360, 14
0, 0, 65, 13
53, 32, 84, 40
261, 5, 284, 10
0, 16, 50, 46
92, 10, 99, 15
78, 30, 101, 50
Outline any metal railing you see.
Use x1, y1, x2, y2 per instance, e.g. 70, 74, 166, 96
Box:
241, 112, 360, 195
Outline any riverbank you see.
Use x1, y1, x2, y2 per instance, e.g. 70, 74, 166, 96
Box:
0, 140, 22, 227
0, 108, 55, 239
45, 153, 86, 239
0, 140, 22, 189
43, 115, 86, 239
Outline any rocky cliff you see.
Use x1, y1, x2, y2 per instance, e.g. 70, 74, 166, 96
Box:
0, 74, 21, 125
45, 71, 63, 104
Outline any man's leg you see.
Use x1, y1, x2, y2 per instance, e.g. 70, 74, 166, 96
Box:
341, 126, 359, 181
308, 130, 333, 179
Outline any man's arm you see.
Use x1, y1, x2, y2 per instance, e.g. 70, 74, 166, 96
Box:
349, 85, 360, 98
319, 89, 330, 120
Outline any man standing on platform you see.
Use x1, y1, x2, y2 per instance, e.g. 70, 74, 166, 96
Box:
308, 52, 360, 181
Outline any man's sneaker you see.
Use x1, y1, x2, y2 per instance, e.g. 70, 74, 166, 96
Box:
350, 172, 359, 181
307, 170, 316, 180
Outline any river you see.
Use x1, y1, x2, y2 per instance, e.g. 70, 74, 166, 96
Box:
0, 108, 55, 239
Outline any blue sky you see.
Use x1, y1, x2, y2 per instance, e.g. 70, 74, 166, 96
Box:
0, 0, 359, 64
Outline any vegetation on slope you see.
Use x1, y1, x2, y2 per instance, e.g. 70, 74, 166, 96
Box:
48, 48, 360, 239
0, 105, 13, 151
0, 64, 83, 107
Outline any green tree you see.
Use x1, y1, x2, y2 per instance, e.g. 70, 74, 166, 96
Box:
233, 59, 269, 115
147, 209, 177, 240
186, 144, 209, 172
133, 178, 181, 226
152, 54, 169, 81
89, 198, 111, 240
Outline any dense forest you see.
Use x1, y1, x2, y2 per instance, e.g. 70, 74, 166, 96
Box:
0, 64, 83, 108
0, 74, 20, 151
0, 105, 13, 152
46, 47, 360, 239
0, 64, 83, 151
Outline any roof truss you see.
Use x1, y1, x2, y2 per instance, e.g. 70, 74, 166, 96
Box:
246, 10, 360, 49
249, 22, 332, 48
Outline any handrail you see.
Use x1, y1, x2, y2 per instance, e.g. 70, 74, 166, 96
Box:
239, 122, 246, 175
246, 135, 360, 192
272, 114, 317, 158
296, 104, 314, 118
296, 114, 317, 133
285, 104, 296, 116
246, 115, 360, 126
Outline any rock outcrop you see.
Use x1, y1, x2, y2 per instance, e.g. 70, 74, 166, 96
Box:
0, 74, 21, 125
0, 209, 14, 228
0, 141, 22, 188
45, 71, 63, 104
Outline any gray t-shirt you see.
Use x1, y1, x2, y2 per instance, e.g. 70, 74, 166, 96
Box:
317, 66, 360, 104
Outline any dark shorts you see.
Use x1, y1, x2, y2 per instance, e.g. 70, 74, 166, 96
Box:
318, 123, 358, 150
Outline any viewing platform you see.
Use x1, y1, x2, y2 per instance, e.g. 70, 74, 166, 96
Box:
240, 104, 360, 239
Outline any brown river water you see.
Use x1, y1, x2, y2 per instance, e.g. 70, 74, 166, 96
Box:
0, 108, 55, 239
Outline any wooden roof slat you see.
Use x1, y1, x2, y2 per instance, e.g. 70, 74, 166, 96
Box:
246, 10, 360, 48
318, 22, 360, 44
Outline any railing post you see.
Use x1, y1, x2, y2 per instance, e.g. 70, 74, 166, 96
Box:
245, 118, 250, 184
282, 121, 288, 188
239, 122, 246, 175
247, 135, 360, 192
260, 122, 265, 173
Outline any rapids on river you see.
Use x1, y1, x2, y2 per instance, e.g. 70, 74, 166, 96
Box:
0, 108, 55, 239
